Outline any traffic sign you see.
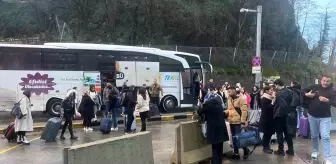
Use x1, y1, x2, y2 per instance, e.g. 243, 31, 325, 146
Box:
252, 66, 261, 74
252, 56, 261, 66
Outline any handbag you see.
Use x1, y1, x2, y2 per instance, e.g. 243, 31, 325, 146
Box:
201, 121, 207, 138
232, 126, 261, 155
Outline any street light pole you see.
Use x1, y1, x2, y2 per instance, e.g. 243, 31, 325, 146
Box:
240, 5, 263, 87
255, 5, 262, 87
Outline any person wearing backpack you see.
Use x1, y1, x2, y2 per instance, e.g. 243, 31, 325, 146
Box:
14, 90, 33, 145
108, 83, 120, 131
225, 86, 250, 160
304, 76, 336, 164
290, 81, 303, 129
273, 79, 297, 156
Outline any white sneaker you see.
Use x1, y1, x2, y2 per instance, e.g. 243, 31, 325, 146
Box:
311, 152, 319, 159
22, 136, 30, 145
87, 128, 93, 131
17, 136, 22, 144
83, 127, 87, 131
323, 160, 332, 164
111, 127, 118, 131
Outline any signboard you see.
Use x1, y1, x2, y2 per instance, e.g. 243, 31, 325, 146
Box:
83, 72, 101, 93
252, 66, 261, 74
252, 56, 261, 74
252, 56, 261, 66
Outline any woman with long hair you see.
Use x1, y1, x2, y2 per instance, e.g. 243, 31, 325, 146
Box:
15, 90, 33, 145
89, 85, 99, 122
122, 86, 138, 134
240, 87, 251, 109
79, 91, 95, 132
136, 87, 150, 131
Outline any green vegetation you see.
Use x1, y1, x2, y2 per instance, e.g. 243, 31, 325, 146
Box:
0, 0, 332, 85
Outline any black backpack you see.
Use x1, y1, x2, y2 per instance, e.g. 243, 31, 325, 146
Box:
287, 88, 301, 108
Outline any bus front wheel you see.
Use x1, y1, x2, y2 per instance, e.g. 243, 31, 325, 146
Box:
47, 98, 62, 117
161, 96, 177, 112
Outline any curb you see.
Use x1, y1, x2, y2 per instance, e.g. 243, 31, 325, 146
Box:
0, 113, 193, 132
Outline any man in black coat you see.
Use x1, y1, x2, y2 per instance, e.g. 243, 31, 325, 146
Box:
273, 79, 296, 156
303, 76, 336, 163
197, 88, 228, 164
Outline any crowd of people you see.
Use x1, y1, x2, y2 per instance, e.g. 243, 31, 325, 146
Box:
10, 75, 335, 164
12, 79, 164, 144
197, 76, 335, 164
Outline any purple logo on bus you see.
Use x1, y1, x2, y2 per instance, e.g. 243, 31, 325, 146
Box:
19, 72, 56, 95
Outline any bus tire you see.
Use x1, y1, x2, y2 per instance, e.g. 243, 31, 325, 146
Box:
47, 98, 62, 117
161, 95, 177, 113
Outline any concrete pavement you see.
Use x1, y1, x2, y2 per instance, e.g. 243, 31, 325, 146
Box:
0, 120, 335, 164
0, 112, 194, 131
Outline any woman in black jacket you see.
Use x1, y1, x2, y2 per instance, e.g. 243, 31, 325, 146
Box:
79, 92, 95, 132
197, 91, 228, 164
259, 86, 275, 154
122, 86, 138, 134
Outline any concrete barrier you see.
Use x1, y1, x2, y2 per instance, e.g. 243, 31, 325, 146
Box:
171, 120, 231, 164
64, 132, 154, 164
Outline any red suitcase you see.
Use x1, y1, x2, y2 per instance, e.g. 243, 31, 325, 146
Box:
3, 122, 17, 142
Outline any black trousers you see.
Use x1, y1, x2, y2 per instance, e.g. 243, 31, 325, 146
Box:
262, 129, 274, 149
150, 97, 160, 106
211, 142, 223, 164
275, 117, 294, 151
140, 111, 149, 131
126, 110, 135, 132
230, 124, 248, 154
83, 115, 92, 127
61, 115, 74, 136
17, 131, 26, 140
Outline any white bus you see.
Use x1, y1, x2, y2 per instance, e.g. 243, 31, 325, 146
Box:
0, 43, 210, 116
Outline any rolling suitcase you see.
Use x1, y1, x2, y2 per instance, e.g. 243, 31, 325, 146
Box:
299, 117, 310, 138
149, 103, 160, 117
4, 122, 17, 142
100, 115, 112, 134
40, 117, 62, 142
124, 114, 136, 133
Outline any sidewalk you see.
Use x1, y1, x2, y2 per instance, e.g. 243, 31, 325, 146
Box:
0, 112, 193, 131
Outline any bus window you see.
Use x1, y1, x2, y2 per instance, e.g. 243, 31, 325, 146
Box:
42, 51, 78, 70
1, 48, 41, 70
159, 56, 184, 72
77, 53, 99, 71
181, 70, 191, 94
119, 51, 158, 62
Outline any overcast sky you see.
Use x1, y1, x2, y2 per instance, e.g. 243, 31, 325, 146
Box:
300, 0, 336, 47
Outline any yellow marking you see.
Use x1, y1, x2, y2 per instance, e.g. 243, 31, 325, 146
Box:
161, 115, 174, 121
0, 136, 40, 155
186, 113, 193, 118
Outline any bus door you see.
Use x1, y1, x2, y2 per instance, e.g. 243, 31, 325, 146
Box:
180, 68, 202, 105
